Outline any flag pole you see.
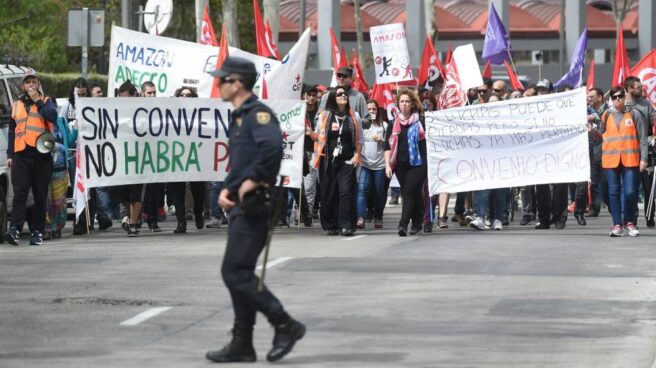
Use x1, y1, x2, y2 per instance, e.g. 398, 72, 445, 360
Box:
506, 49, 520, 79
84, 190, 90, 233
297, 188, 302, 229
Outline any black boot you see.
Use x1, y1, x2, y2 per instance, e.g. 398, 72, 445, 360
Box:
174, 221, 187, 234
206, 327, 256, 363
266, 315, 306, 362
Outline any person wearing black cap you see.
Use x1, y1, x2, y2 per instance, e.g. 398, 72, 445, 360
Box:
318, 66, 369, 124
205, 56, 305, 363
4, 73, 57, 246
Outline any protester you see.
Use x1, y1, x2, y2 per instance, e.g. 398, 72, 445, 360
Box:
45, 110, 76, 240
207, 56, 305, 363
470, 93, 508, 230
533, 79, 569, 230
590, 86, 648, 237
357, 99, 387, 229
318, 66, 369, 123
385, 89, 427, 236
587, 87, 608, 218
624, 76, 656, 227
4, 73, 57, 246
113, 80, 146, 237
141, 81, 165, 232
303, 84, 320, 219
492, 79, 508, 99
89, 83, 113, 232
311, 86, 363, 236
167, 86, 206, 233
90, 84, 103, 97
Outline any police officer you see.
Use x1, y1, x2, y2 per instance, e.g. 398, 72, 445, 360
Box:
4, 73, 57, 246
205, 57, 305, 363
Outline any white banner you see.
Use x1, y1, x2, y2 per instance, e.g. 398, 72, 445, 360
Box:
75, 97, 305, 189
107, 26, 279, 97
426, 88, 590, 194
370, 23, 413, 84
264, 28, 311, 100
452, 44, 484, 91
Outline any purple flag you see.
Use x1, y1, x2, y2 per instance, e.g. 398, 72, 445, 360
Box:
554, 28, 588, 89
482, 4, 511, 65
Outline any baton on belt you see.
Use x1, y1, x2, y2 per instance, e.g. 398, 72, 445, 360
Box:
258, 176, 286, 292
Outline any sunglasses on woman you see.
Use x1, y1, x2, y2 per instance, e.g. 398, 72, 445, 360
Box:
336, 92, 347, 97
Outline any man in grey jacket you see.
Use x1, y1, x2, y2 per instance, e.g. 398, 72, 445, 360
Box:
625, 76, 656, 227
318, 66, 370, 123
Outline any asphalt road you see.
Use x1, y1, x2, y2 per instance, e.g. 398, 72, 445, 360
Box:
1, 204, 656, 368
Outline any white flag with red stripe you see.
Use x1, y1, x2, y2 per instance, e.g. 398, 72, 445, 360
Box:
74, 147, 87, 221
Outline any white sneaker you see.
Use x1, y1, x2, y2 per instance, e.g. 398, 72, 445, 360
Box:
205, 218, 221, 228
625, 222, 639, 237
121, 216, 129, 230
609, 225, 623, 237
493, 219, 503, 230
470, 217, 486, 230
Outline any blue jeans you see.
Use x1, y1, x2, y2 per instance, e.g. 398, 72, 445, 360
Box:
605, 166, 639, 226
474, 188, 508, 220
357, 167, 387, 219
209, 181, 224, 219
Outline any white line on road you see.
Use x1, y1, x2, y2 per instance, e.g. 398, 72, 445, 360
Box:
120, 307, 172, 326
343, 235, 368, 241
255, 257, 292, 271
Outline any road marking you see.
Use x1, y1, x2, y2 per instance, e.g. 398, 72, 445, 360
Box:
256, 257, 292, 271
343, 235, 367, 241
120, 307, 172, 326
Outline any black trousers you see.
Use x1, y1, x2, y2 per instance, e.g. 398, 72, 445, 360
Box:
574, 182, 588, 215
395, 163, 427, 228
144, 183, 166, 225
454, 192, 472, 215
642, 170, 655, 220
589, 148, 604, 212
221, 207, 284, 328
167, 182, 204, 223
10, 152, 52, 233
319, 160, 357, 231
536, 183, 568, 224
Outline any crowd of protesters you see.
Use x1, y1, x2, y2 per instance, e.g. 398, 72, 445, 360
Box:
6, 67, 655, 245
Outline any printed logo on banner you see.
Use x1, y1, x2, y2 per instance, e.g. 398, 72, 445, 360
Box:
637, 68, 656, 107
370, 23, 413, 84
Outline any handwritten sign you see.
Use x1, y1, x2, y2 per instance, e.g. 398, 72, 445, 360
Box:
75, 97, 306, 188
370, 23, 413, 84
108, 26, 279, 97
426, 88, 589, 194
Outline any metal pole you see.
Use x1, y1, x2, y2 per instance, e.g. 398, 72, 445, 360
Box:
122, 0, 130, 29
299, 0, 306, 37
138, 5, 144, 33
559, 0, 565, 76
81, 7, 89, 79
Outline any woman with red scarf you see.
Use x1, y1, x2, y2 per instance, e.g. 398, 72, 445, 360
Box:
384, 89, 427, 236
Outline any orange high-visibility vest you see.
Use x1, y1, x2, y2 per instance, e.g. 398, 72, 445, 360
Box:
601, 111, 640, 169
312, 110, 359, 169
10, 97, 53, 153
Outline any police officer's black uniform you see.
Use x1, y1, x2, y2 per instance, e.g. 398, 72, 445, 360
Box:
205, 57, 305, 364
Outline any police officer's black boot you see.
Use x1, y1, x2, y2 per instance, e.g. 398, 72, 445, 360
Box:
206, 325, 256, 363
266, 312, 306, 362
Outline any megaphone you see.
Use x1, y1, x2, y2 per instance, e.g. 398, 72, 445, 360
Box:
36, 132, 55, 154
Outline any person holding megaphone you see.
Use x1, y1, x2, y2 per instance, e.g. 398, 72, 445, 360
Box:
4, 73, 58, 246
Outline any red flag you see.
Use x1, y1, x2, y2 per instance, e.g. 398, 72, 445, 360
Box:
265, 20, 281, 60
437, 59, 467, 110
586, 59, 595, 92
630, 49, 656, 109
261, 77, 268, 99
482, 60, 492, 79
340, 47, 348, 68
370, 83, 398, 121
612, 25, 631, 88
210, 24, 229, 98
199, 4, 218, 46
503, 60, 524, 90
418, 36, 446, 90
351, 51, 369, 93
253, 0, 278, 59
329, 28, 346, 73
444, 44, 453, 65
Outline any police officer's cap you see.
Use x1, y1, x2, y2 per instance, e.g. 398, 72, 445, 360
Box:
535, 79, 553, 92
208, 56, 258, 80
